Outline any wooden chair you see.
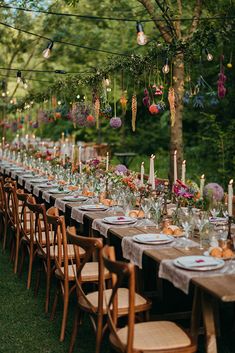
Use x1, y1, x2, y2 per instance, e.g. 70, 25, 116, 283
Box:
67, 228, 151, 353
26, 197, 57, 313
48, 212, 109, 342
47, 208, 85, 342
102, 245, 197, 353
3, 182, 22, 273
17, 191, 37, 289
0, 176, 7, 248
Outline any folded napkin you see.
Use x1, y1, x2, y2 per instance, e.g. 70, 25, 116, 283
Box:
177, 256, 220, 268
134, 233, 170, 242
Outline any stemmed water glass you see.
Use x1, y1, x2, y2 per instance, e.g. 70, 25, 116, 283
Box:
195, 214, 209, 249
151, 198, 163, 230
141, 198, 152, 229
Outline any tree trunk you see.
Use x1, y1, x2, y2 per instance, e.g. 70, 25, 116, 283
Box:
169, 52, 184, 184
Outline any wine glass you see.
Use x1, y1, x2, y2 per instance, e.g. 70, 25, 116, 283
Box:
141, 198, 152, 229
151, 198, 163, 230
196, 216, 209, 249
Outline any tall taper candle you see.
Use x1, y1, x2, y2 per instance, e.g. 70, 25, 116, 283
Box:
173, 150, 177, 184
78, 146, 82, 164
106, 152, 109, 171
181, 160, 186, 184
62, 144, 66, 165
200, 174, 205, 199
149, 155, 155, 190
228, 179, 233, 217
140, 162, 145, 185
71, 144, 75, 164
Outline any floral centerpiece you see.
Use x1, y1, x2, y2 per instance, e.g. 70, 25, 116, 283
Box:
173, 179, 201, 207
83, 158, 106, 178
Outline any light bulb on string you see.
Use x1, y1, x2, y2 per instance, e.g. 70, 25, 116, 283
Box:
136, 22, 148, 46
162, 58, 170, 74
22, 78, 28, 89
43, 41, 54, 59
205, 49, 213, 61
17, 70, 22, 84
104, 75, 110, 87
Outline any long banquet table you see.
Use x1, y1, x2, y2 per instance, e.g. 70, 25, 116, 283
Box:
1, 160, 235, 353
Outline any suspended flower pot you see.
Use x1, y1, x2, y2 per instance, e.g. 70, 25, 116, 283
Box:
142, 88, 150, 107
87, 114, 96, 126
149, 103, 159, 115
157, 101, 166, 111
110, 117, 122, 129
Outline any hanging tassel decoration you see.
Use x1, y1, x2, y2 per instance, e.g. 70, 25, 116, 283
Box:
94, 97, 100, 129
168, 87, 176, 127
120, 93, 128, 116
132, 94, 137, 132
51, 96, 57, 109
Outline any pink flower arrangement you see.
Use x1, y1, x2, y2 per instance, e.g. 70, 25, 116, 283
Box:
173, 179, 194, 199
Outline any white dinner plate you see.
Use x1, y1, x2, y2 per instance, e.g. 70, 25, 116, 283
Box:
79, 204, 108, 211
62, 195, 88, 202
30, 178, 48, 183
48, 189, 70, 194
173, 255, 224, 271
39, 183, 58, 188
209, 217, 227, 224
133, 233, 174, 245
102, 216, 136, 225
21, 174, 35, 178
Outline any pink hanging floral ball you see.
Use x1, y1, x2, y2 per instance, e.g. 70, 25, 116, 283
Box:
149, 104, 159, 114
110, 117, 122, 129
86, 115, 95, 123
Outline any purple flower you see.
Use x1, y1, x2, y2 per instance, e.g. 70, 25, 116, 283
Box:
204, 183, 224, 201
90, 158, 100, 167
115, 164, 128, 175
110, 117, 122, 129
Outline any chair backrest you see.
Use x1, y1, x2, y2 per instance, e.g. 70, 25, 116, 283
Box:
26, 196, 50, 259
102, 245, 135, 353
46, 207, 65, 274
0, 176, 6, 212
3, 182, 20, 230
67, 227, 105, 313
16, 189, 30, 235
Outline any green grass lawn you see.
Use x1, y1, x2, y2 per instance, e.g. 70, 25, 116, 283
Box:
0, 243, 110, 353
1, 242, 235, 353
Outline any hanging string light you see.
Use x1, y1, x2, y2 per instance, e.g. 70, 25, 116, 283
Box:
17, 70, 22, 83
162, 57, 170, 74
136, 22, 148, 46
43, 41, 54, 59
22, 78, 28, 89
205, 48, 213, 61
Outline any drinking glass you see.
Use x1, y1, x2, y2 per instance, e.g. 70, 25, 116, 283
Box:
141, 198, 152, 229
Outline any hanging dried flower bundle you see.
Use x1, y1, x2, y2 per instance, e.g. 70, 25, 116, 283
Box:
131, 94, 137, 132
94, 97, 100, 129
120, 93, 128, 116
168, 87, 176, 127
51, 96, 57, 109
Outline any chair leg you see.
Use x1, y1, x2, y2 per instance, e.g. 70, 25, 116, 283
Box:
34, 260, 43, 297
45, 269, 51, 313
69, 305, 82, 353
27, 245, 35, 289
2, 216, 8, 251
95, 312, 103, 353
50, 280, 60, 321
10, 236, 15, 263
13, 233, 20, 274
18, 242, 26, 278
60, 283, 69, 342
